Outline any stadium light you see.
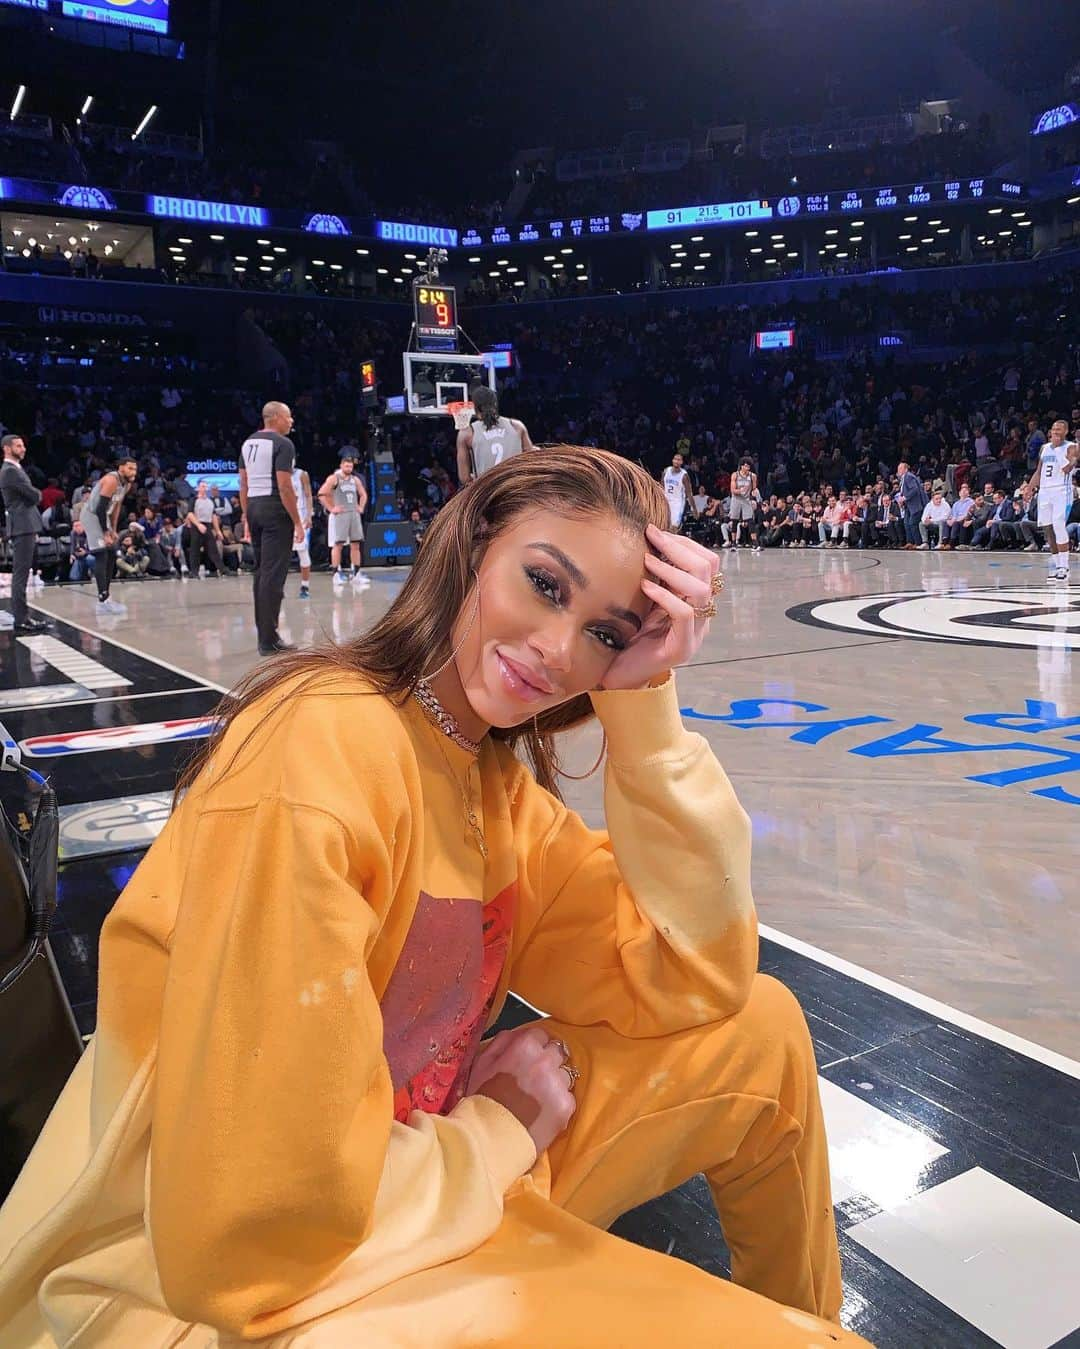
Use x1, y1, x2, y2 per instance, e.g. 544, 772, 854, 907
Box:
210, 234, 224, 241
850, 235, 863, 242
903, 215, 917, 223
131, 105, 158, 141
987, 207, 1003, 215
10, 85, 27, 120
750, 247, 763, 254
80, 95, 93, 116
356, 247, 370, 255
699, 251, 712, 258
1068, 195, 1080, 205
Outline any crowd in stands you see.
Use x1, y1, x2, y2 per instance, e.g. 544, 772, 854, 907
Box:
3, 269, 1078, 582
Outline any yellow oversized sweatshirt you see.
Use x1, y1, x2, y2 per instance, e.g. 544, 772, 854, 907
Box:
0, 670, 756, 1345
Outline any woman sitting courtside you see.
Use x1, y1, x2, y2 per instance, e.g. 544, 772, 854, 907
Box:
0, 447, 867, 1348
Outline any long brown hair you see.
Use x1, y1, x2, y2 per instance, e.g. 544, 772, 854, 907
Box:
175, 445, 670, 801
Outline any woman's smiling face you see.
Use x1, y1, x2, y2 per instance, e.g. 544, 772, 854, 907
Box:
448, 509, 654, 728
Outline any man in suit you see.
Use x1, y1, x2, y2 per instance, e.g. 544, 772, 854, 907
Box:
895, 461, 928, 549
872, 491, 903, 548
0, 434, 49, 633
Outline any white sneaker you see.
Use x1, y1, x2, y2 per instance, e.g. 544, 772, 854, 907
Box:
333, 569, 347, 586
1051, 570, 1070, 583
96, 599, 126, 615
917, 543, 930, 550
352, 572, 372, 588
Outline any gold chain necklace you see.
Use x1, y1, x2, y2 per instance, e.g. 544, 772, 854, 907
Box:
412, 678, 483, 755
411, 680, 488, 859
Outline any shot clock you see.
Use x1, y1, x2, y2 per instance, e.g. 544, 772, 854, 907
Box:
413, 281, 459, 351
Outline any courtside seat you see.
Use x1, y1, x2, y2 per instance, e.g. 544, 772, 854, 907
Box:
0, 780, 82, 1203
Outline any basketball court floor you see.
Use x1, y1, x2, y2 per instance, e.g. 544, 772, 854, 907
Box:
4, 548, 1079, 1349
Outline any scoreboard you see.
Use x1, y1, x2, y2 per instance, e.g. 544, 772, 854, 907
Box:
413, 282, 458, 352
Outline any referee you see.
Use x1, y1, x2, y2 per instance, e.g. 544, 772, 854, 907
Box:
1, 433, 48, 633
238, 402, 303, 655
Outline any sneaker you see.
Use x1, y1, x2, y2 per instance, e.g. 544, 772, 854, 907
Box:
299, 584, 310, 600
258, 639, 297, 656
333, 569, 348, 585
753, 546, 762, 555
96, 598, 126, 615
352, 571, 372, 588
14, 617, 49, 634
1024, 543, 1039, 552
1051, 570, 1070, 583
916, 543, 930, 550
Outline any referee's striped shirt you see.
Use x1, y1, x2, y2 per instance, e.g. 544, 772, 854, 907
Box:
239, 431, 295, 498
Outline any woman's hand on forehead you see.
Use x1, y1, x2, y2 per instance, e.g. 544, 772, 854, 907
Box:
599, 525, 720, 691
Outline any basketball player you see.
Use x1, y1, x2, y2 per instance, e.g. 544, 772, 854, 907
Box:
1026, 419, 1079, 583
318, 448, 370, 589
456, 384, 535, 483
729, 458, 762, 552
661, 453, 694, 532
83, 456, 138, 615
291, 462, 314, 599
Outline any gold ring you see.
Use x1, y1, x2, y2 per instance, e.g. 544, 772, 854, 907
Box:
550, 1038, 571, 1061
561, 1063, 580, 1091
693, 600, 718, 620
710, 573, 725, 595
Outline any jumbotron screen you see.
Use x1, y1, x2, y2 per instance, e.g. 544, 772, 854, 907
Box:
60, 0, 169, 35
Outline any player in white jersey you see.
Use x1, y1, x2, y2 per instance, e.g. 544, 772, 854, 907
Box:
291, 464, 314, 599
661, 453, 694, 531
1026, 419, 1078, 583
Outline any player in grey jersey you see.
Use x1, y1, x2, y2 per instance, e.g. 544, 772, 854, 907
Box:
456, 385, 535, 484
318, 448, 370, 589
83, 456, 138, 614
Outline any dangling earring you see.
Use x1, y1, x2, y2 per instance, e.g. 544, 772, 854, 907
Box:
559, 732, 608, 781
421, 568, 481, 681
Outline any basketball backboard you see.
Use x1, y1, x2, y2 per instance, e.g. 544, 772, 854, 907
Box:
402, 351, 495, 416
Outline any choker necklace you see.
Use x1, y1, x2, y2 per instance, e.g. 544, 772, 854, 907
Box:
412, 678, 483, 757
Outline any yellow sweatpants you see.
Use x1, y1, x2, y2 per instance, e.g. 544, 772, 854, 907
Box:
287, 975, 872, 1347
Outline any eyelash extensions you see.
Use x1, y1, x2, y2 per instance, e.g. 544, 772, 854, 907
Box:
523, 565, 626, 652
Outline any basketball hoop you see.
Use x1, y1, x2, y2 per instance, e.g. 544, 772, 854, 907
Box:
447, 400, 475, 430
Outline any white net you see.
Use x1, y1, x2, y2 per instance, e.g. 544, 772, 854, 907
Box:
447, 400, 475, 430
